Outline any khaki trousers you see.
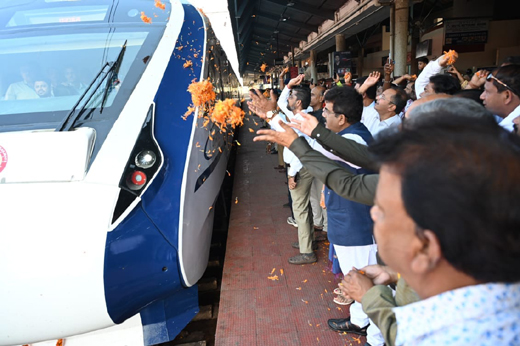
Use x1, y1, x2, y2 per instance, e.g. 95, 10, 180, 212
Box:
289, 168, 314, 253
310, 177, 327, 231
277, 145, 285, 167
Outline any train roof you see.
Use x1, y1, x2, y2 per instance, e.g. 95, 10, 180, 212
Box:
0, 0, 182, 31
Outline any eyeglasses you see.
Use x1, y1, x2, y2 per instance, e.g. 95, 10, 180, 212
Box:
487, 73, 517, 95
379, 93, 395, 105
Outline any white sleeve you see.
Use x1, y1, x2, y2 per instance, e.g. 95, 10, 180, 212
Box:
277, 86, 295, 120
415, 58, 443, 99
287, 155, 302, 176
311, 133, 366, 169
268, 114, 287, 132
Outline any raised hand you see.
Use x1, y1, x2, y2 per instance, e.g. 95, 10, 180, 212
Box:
439, 50, 458, 67
447, 66, 460, 75
344, 71, 352, 85
365, 71, 381, 87
248, 89, 277, 118
467, 69, 490, 89
253, 121, 299, 148
384, 60, 394, 75
247, 100, 267, 119
357, 71, 381, 95
288, 74, 305, 89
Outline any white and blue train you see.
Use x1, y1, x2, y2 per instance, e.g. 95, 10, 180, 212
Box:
0, 1, 240, 345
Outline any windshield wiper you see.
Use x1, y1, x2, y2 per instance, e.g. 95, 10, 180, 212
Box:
101, 40, 127, 113
56, 40, 127, 132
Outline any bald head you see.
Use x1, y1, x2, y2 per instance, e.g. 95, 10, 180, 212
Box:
310, 86, 326, 110
405, 93, 452, 119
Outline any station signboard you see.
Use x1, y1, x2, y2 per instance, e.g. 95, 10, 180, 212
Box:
445, 18, 489, 45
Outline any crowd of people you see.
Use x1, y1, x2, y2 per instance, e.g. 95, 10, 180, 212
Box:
246, 52, 520, 346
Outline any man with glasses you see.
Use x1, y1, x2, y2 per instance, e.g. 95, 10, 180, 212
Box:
480, 64, 520, 132
363, 86, 407, 136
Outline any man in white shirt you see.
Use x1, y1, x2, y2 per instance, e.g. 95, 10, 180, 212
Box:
4, 64, 39, 100
415, 52, 458, 99
363, 86, 407, 136
355, 76, 378, 126
480, 64, 520, 132
276, 75, 317, 265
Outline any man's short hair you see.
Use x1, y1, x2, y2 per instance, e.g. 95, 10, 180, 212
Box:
355, 76, 377, 100
429, 74, 461, 95
492, 64, 520, 97
417, 57, 429, 64
292, 86, 311, 110
454, 89, 484, 105
389, 86, 408, 114
370, 105, 520, 283
33, 74, 50, 85
324, 86, 363, 124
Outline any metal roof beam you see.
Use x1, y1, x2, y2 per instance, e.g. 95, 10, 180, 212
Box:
237, 4, 255, 34
262, 0, 336, 20
236, 0, 252, 19
255, 11, 319, 32
252, 35, 295, 48
239, 24, 254, 44
254, 26, 307, 41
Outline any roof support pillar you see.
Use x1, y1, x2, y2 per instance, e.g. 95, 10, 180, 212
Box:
310, 49, 317, 83
389, 6, 395, 62
394, 0, 409, 76
335, 34, 346, 52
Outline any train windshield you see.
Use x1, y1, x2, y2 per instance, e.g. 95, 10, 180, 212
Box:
0, 32, 146, 114
0, 1, 170, 129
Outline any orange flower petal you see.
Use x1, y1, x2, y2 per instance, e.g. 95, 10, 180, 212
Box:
140, 12, 152, 23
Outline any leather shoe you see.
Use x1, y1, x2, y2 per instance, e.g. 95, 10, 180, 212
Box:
291, 241, 318, 251
327, 318, 368, 335
288, 253, 317, 264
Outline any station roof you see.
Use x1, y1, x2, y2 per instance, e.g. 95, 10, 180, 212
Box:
228, 0, 348, 74
227, 0, 460, 75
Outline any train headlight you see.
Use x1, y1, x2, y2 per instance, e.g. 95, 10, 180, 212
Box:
135, 150, 157, 169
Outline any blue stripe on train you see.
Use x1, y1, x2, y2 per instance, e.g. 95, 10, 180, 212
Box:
103, 4, 204, 343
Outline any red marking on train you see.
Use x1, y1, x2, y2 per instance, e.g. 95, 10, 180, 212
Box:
0, 145, 7, 173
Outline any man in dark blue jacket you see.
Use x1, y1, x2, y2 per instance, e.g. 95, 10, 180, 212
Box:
318, 87, 383, 346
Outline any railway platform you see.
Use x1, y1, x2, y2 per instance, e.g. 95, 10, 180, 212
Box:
215, 114, 366, 346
